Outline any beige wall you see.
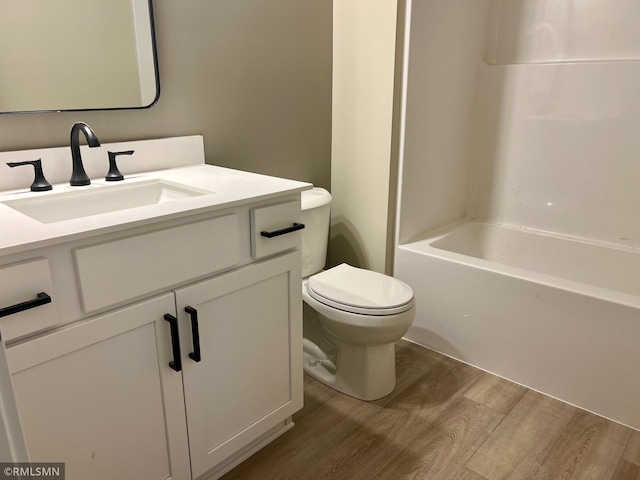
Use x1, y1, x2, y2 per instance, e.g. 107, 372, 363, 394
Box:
0, 0, 332, 189
330, 0, 398, 273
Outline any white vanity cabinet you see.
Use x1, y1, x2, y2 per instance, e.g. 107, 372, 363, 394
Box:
7, 293, 191, 480
176, 252, 302, 478
1, 191, 305, 480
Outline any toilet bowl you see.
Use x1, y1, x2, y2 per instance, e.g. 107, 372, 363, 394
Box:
301, 188, 415, 401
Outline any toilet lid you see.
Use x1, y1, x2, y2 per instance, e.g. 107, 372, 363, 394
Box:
307, 263, 414, 315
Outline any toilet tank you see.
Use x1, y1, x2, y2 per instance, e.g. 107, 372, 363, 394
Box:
301, 187, 331, 278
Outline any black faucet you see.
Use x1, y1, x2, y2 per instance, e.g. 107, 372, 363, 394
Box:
70, 122, 101, 186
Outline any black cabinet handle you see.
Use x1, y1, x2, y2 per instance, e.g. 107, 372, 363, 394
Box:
0, 292, 51, 318
260, 222, 305, 238
164, 314, 182, 372
185, 306, 201, 363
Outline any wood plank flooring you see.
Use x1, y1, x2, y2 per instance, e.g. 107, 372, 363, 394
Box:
222, 340, 640, 480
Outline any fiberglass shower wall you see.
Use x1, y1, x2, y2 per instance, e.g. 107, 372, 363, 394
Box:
397, 0, 640, 249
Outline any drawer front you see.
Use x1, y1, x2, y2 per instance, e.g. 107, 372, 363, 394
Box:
251, 200, 302, 259
0, 258, 59, 342
75, 214, 241, 313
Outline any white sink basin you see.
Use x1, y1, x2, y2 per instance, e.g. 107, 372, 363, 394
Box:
2, 179, 211, 223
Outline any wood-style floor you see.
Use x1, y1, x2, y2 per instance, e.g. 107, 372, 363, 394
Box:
222, 340, 640, 480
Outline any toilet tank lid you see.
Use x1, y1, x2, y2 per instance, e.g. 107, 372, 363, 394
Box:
307, 263, 414, 311
302, 187, 331, 211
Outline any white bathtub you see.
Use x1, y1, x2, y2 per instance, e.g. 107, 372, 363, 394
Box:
395, 220, 640, 430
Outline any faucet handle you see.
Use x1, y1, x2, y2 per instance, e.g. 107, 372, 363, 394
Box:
105, 150, 134, 181
6, 159, 52, 192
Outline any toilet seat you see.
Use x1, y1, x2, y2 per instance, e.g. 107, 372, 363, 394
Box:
307, 263, 414, 316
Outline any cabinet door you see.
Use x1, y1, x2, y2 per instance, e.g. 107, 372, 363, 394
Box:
175, 252, 303, 478
6, 293, 191, 480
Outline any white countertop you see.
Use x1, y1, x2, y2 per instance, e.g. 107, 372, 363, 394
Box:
0, 163, 312, 257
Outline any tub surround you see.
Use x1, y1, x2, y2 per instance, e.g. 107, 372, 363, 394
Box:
398, 0, 640, 247
468, 60, 640, 247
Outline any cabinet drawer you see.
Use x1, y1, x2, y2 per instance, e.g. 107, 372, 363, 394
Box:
74, 214, 241, 312
250, 200, 302, 259
0, 258, 59, 342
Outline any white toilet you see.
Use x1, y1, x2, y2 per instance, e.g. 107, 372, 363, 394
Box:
300, 187, 415, 401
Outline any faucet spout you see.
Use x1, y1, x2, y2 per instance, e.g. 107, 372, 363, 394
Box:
70, 122, 101, 186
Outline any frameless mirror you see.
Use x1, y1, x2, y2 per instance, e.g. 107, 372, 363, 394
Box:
0, 0, 159, 113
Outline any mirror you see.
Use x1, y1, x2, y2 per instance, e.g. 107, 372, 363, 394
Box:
0, 0, 159, 113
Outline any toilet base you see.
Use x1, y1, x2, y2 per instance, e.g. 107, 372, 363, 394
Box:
303, 338, 397, 401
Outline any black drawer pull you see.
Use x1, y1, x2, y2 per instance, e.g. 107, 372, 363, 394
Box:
260, 222, 305, 238
0, 292, 51, 318
164, 314, 182, 372
185, 306, 201, 363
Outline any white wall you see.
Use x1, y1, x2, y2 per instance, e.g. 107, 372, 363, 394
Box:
330, 0, 398, 273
